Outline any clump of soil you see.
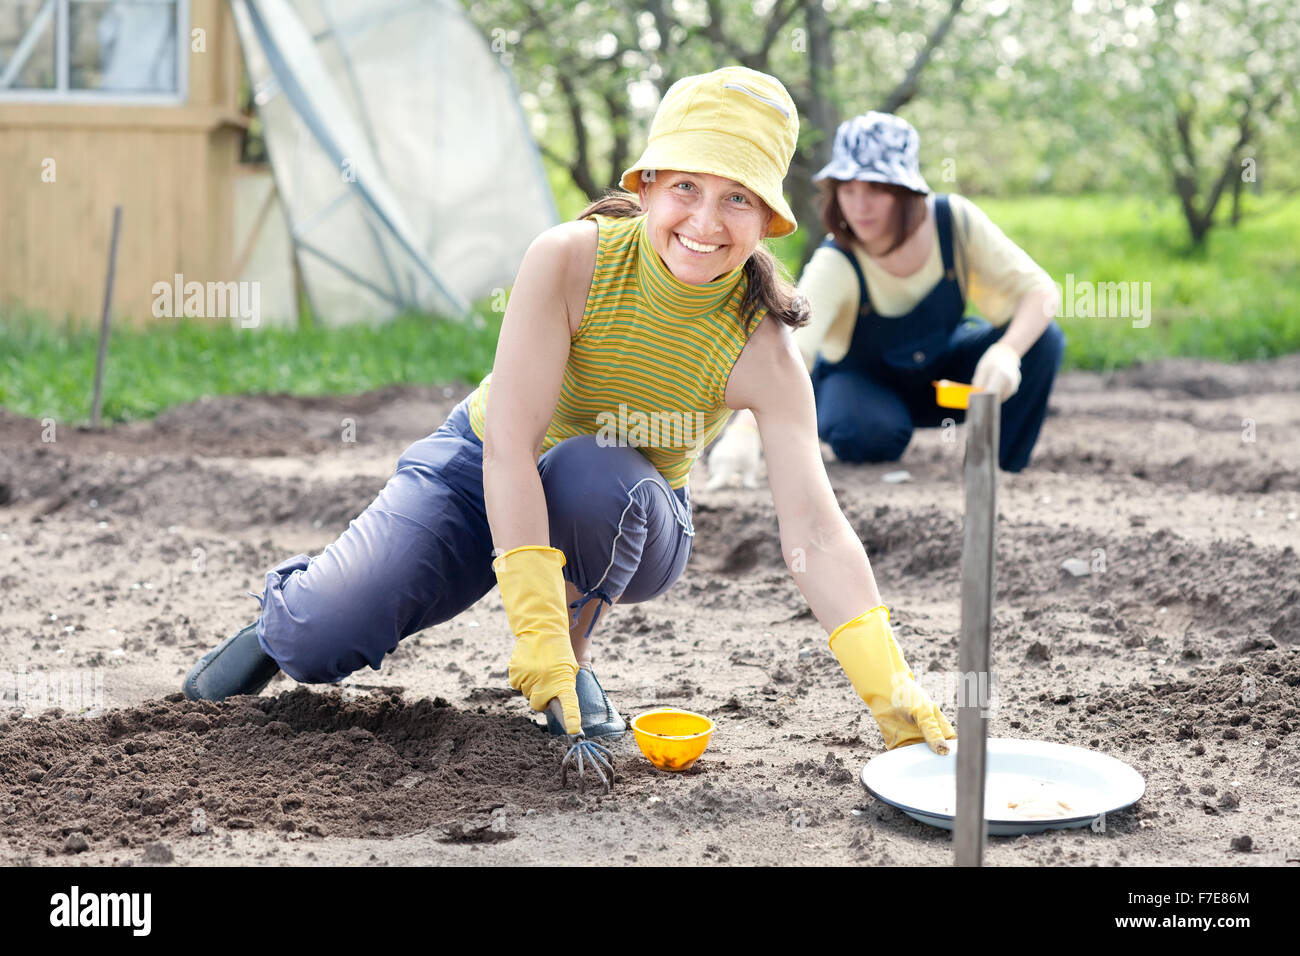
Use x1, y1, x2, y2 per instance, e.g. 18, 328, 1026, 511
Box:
1074, 649, 1300, 747
0, 688, 573, 857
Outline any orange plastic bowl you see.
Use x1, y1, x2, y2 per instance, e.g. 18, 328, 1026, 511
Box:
631, 709, 714, 772
933, 379, 983, 409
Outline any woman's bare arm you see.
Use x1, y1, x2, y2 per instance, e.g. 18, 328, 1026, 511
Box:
994, 284, 1058, 358
482, 224, 588, 554
724, 319, 884, 631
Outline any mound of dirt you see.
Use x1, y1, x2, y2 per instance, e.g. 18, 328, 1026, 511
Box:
1082, 649, 1300, 747
0, 688, 574, 857
999, 526, 1300, 642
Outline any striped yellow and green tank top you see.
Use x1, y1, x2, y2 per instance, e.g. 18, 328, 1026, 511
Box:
466, 213, 765, 489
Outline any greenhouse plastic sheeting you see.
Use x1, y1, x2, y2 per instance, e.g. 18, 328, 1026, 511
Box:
230, 0, 557, 325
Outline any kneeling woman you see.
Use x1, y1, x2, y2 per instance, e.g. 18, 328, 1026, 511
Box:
798, 112, 1064, 472
182, 70, 953, 756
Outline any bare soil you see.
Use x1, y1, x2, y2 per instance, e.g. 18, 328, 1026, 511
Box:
1, 358, 1298, 866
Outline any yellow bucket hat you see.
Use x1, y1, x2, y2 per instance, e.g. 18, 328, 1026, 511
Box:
619, 66, 800, 238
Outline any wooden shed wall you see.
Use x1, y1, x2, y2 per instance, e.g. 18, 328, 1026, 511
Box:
0, 0, 248, 327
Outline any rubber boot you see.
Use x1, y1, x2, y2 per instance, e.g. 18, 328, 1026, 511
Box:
183, 622, 281, 702
545, 663, 626, 739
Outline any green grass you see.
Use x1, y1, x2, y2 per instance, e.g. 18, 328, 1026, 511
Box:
0, 307, 503, 426
974, 193, 1300, 371
3, 193, 1296, 425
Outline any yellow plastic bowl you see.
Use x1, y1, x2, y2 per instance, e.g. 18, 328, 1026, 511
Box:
933, 379, 983, 409
631, 709, 714, 772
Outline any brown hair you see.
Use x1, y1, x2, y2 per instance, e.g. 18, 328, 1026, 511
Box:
577, 190, 809, 331
819, 180, 928, 256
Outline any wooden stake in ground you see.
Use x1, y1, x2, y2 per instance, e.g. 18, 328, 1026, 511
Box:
90, 205, 123, 430
955, 391, 999, 867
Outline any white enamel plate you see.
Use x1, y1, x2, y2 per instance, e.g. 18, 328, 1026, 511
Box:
860, 737, 1146, 836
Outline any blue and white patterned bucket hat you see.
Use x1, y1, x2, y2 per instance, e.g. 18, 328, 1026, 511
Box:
813, 112, 930, 194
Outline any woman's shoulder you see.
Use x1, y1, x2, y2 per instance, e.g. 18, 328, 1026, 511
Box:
514, 220, 600, 332
798, 237, 863, 292
941, 192, 979, 212
583, 210, 643, 234
528, 217, 599, 264
940, 192, 993, 235
802, 236, 861, 273
518, 219, 599, 287
547, 212, 650, 269
940, 193, 1024, 255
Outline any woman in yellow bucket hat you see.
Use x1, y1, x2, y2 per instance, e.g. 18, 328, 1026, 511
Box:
183, 67, 954, 759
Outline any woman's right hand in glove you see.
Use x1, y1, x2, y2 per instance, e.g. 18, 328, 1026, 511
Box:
492, 545, 582, 735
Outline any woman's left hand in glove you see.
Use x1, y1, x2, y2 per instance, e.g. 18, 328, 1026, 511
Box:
828, 605, 956, 754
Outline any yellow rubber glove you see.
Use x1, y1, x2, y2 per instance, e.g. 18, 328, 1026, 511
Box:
492, 545, 581, 735
829, 605, 956, 754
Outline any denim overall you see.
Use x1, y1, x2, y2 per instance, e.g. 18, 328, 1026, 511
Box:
810, 194, 1065, 472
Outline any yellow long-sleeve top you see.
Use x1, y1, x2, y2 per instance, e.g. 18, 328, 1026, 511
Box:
466, 213, 765, 490
792, 193, 1054, 371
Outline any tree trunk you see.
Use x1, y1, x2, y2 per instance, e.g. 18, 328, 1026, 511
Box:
793, 0, 837, 271
556, 72, 600, 200
880, 0, 965, 114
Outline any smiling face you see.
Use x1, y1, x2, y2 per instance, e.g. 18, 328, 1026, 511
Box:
835, 179, 898, 250
637, 170, 773, 284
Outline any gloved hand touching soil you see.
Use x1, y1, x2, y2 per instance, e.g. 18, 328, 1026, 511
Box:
492, 545, 582, 735
829, 605, 956, 754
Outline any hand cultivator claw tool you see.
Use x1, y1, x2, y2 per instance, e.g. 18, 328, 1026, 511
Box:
547, 699, 615, 795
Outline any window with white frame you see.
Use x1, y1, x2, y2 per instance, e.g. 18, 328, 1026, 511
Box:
0, 0, 189, 103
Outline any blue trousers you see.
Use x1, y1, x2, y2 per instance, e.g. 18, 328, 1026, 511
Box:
814, 319, 1066, 472
250, 396, 695, 684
